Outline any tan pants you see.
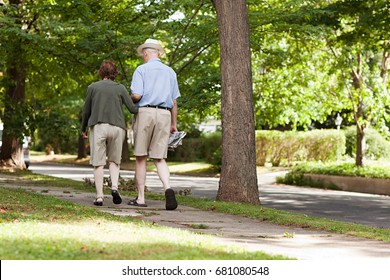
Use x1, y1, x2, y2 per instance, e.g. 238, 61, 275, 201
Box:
89, 123, 125, 166
133, 107, 171, 159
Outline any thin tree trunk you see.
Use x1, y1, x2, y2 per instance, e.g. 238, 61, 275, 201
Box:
77, 111, 88, 159
121, 132, 130, 163
356, 122, 365, 167
351, 52, 365, 167
76, 134, 88, 159
212, 0, 259, 205
380, 42, 389, 85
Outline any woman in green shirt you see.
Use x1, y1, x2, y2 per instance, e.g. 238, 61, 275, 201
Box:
81, 60, 138, 206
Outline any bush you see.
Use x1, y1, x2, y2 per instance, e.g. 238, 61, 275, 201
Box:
303, 130, 346, 162
169, 129, 349, 168
33, 110, 79, 154
256, 131, 306, 166
278, 162, 390, 187
168, 132, 221, 163
344, 126, 390, 160
255, 130, 345, 166
210, 146, 222, 172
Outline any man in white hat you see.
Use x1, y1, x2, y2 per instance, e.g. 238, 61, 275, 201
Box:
136, 38, 165, 56
129, 38, 180, 210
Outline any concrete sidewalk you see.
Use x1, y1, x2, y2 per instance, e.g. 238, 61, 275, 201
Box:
28, 161, 390, 228
2, 175, 390, 260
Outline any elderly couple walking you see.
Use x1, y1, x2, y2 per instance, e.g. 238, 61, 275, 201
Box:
81, 39, 179, 211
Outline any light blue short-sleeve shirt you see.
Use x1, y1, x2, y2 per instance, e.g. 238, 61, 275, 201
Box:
130, 58, 180, 108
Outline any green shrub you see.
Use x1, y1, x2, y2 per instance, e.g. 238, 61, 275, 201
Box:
168, 132, 221, 163
33, 110, 79, 154
344, 126, 390, 160
168, 138, 203, 162
303, 130, 346, 162
266, 131, 306, 166
279, 162, 390, 186
170, 129, 349, 168
210, 146, 222, 172
201, 132, 222, 162
255, 130, 275, 166
255, 130, 345, 166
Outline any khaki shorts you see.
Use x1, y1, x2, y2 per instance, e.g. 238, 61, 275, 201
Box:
89, 123, 126, 166
133, 107, 171, 159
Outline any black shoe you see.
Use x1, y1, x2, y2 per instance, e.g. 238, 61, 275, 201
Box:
93, 198, 103, 206
128, 200, 148, 207
165, 189, 177, 210
111, 190, 122, 204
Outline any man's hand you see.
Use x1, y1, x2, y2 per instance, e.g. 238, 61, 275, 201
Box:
131, 93, 142, 103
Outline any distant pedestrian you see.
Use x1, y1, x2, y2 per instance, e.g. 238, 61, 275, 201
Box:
81, 60, 138, 206
129, 38, 180, 210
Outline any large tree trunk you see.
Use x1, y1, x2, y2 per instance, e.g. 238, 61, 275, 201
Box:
0, 48, 26, 169
212, 0, 260, 205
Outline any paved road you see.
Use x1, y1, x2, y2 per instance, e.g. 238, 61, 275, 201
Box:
29, 162, 390, 229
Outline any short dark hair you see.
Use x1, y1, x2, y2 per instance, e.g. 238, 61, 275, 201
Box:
99, 60, 118, 80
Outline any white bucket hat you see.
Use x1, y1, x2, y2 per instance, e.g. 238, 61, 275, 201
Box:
137, 38, 165, 56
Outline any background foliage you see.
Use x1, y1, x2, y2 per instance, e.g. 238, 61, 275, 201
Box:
1, 0, 389, 158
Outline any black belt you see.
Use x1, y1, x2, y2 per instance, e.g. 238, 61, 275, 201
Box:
143, 105, 171, 110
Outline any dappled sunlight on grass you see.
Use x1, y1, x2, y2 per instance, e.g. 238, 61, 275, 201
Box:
0, 187, 116, 223
0, 214, 288, 260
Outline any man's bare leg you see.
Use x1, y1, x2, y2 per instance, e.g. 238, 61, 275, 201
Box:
154, 158, 170, 190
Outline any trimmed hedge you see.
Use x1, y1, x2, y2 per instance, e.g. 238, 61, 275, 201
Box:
168, 129, 347, 167
168, 128, 390, 168
256, 130, 346, 166
168, 132, 222, 163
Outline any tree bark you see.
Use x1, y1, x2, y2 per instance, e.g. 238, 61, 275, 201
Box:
356, 121, 365, 167
380, 42, 389, 85
77, 111, 88, 159
351, 52, 365, 167
76, 134, 88, 159
212, 0, 260, 205
121, 132, 130, 163
1, 78, 26, 168
0, 27, 26, 169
